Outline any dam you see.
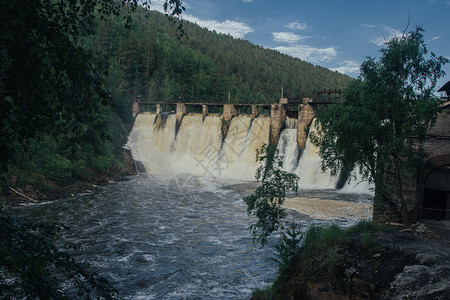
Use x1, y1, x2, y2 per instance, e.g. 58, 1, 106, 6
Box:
127, 92, 372, 192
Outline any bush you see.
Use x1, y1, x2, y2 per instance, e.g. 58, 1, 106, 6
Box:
346, 219, 391, 234
252, 285, 277, 300
303, 224, 348, 253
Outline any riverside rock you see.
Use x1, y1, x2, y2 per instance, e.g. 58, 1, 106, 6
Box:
382, 264, 450, 300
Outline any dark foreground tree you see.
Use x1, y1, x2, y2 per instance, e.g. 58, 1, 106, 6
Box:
0, 1, 183, 297
0, 0, 183, 177
311, 27, 448, 226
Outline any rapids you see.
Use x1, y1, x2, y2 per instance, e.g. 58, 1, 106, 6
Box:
12, 174, 372, 299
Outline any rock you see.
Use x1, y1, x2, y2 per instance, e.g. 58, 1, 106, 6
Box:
415, 252, 442, 265
351, 277, 368, 287
382, 264, 450, 300
345, 267, 357, 279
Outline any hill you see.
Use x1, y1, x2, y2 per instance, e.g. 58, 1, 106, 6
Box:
90, 8, 353, 104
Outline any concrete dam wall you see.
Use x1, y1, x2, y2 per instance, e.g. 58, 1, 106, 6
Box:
126, 107, 371, 192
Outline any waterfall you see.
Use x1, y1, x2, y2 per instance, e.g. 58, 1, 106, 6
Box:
276, 117, 300, 173
293, 130, 337, 189
127, 113, 270, 181
127, 112, 373, 193
219, 116, 271, 180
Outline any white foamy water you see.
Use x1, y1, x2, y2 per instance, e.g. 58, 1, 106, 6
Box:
127, 113, 270, 181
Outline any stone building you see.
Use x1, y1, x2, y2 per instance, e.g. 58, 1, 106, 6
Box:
419, 100, 450, 220
374, 99, 450, 223
438, 80, 450, 101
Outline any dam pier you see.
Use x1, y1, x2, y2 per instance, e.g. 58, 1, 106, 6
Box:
132, 90, 341, 150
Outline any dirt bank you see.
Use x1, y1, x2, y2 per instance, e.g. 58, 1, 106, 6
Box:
283, 197, 372, 221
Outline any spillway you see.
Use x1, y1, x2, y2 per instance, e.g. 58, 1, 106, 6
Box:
127, 112, 373, 192
127, 113, 270, 181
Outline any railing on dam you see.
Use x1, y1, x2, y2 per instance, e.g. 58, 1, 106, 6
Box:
133, 93, 340, 148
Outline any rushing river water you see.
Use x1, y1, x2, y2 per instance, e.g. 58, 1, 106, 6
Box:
11, 173, 372, 299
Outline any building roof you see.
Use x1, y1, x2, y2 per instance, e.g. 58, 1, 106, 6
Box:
438, 80, 450, 93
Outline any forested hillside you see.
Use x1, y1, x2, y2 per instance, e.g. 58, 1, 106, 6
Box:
89, 8, 353, 104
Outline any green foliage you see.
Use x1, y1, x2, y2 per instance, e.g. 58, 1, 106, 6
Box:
251, 285, 277, 300
299, 221, 387, 277
6, 106, 128, 189
253, 220, 388, 299
302, 224, 349, 254
0, 0, 184, 176
0, 2, 183, 297
273, 220, 303, 274
244, 144, 299, 245
360, 232, 376, 249
345, 219, 391, 234
311, 27, 448, 225
0, 204, 118, 299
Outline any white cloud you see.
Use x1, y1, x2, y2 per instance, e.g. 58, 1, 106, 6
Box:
432, 36, 440, 41
368, 25, 403, 46
273, 45, 337, 63
184, 15, 254, 38
272, 32, 309, 44
243, 0, 254, 3
149, 0, 171, 13
331, 60, 360, 75
285, 21, 310, 31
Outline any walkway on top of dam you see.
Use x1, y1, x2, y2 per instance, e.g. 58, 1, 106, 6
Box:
132, 89, 342, 149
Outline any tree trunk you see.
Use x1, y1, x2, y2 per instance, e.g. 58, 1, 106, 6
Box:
394, 160, 411, 227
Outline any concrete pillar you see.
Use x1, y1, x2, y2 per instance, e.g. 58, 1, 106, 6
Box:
176, 102, 186, 125
202, 105, 208, 120
251, 105, 259, 119
303, 97, 312, 104
156, 103, 162, 115
223, 104, 237, 122
269, 104, 286, 145
279, 97, 288, 104
132, 101, 140, 118
297, 104, 316, 150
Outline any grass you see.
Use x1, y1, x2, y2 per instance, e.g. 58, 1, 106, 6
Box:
251, 285, 276, 300
252, 220, 391, 299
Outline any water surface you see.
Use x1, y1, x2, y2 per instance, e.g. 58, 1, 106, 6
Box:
12, 173, 372, 299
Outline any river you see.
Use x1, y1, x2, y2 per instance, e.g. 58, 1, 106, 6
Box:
11, 172, 372, 299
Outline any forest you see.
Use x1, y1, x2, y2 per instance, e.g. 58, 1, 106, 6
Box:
92, 8, 352, 104
1, 5, 352, 200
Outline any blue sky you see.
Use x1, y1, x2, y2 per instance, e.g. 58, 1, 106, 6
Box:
153, 0, 450, 91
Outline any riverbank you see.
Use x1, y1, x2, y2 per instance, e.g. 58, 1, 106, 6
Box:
253, 220, 450, 299
283, 197, 372, 221
0, 150, 136, 207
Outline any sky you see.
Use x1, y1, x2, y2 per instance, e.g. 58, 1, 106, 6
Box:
152, 0, 450, 92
